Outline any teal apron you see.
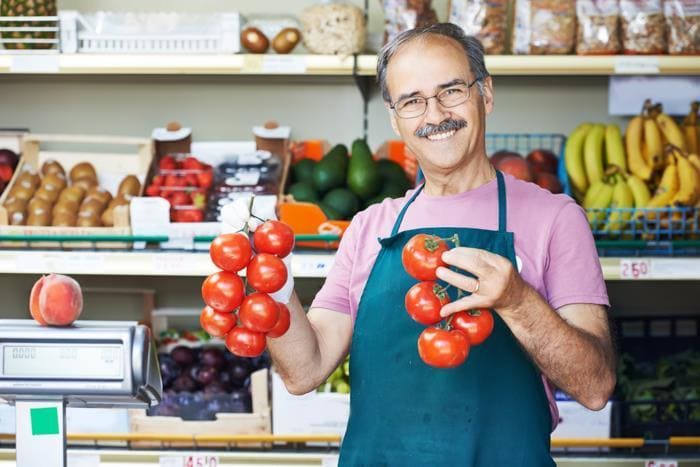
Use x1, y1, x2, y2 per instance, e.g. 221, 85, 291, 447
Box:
339, 171, 554, 466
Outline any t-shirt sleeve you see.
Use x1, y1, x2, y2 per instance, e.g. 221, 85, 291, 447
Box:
544, 201, 610, 310
309, 213, 363, 315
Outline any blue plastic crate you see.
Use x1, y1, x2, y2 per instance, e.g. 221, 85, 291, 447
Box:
588, 207, 700, 241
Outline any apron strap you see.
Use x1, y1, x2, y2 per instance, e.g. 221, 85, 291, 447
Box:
390, 184, 424, 236
496, 170, 507, 232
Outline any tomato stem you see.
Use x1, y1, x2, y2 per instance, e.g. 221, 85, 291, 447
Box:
443, 314, 454, 331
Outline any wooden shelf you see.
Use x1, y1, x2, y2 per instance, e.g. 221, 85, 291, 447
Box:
1, 54, 698, 76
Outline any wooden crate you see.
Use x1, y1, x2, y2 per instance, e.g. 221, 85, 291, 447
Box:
129, 368, 270, 447
0, 134, 153, 249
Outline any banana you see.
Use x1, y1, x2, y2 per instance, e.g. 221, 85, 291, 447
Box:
585, 180, 614, 228
643, 116, 664, 171
565, 123, 592, 196
605, 175, 635, 234
688, 153, 700, 173
627, 174, 652, 208
655, 106, 688, 152
671, 150, 700, 206
626, 115, 653, 181
645, 160, 680, 219
604, 124, 627, 173
682, 101, 699, 155
584, 124, 606, 186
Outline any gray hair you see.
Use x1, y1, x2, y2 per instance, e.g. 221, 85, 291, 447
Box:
377, 23, 490, 103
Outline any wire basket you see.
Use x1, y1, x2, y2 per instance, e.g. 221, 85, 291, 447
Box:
0, 16, 60, 53
587, 206, 700, 241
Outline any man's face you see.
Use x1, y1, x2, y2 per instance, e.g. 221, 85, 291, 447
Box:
385, 36, 494, 173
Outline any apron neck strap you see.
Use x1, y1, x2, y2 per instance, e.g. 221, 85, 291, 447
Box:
390, 171, 508, 237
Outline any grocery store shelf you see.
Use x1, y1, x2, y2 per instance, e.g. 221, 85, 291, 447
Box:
1, 250, 700, 280
1, 54, 699, 76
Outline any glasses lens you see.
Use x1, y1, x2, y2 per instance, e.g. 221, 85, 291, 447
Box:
395, 97, 427, 118
438, 85, 470, 108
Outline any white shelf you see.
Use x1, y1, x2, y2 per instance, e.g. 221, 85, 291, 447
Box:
0, 250, 698, 280
1, 54, 699, 76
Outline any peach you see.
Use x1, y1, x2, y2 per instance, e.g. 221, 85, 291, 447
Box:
30, 274, 83, 326
497, 156, 535, 182
526, 149, 559, 175
490, 150, 520, 168
535, 173, 564, 194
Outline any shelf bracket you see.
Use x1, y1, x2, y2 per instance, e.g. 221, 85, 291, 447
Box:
353, 54, 372, 141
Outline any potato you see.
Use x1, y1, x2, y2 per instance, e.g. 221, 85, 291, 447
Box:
41, 159, 66, 178
272, 27, 301, 54
27, 211, 51, 226
52, 212, 77, 227
28, 197, 52, 216
15, 171, 40, 191
118, 175, 141, 197
41, 172, 68, 192
79, 199, 106, 217
72, 177, 98, 192
101, 195, 131, 227
76, 211, 102, 227
58, 185, 86, 205
52, 199, 79, 217
34, 187, 60, 203
8, 184, 34, 201
3, 198, 27, 226
241, 27, 269, 54
69, 162, 97, 183
84, 187, 112, 208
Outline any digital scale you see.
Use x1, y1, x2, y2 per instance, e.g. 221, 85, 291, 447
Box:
0, 320, 162, 467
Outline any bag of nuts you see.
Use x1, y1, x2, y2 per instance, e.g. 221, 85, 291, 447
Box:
300, 1, 366, 55
620, 0, 666, 54
512, 0, 577, 54
449, 0, 508, 54
576, 0, 621, 54
381, 0, 439, 45
664, 0, 700, 55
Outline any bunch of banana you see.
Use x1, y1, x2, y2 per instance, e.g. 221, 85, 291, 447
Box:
682, 101, 699, 155
583, 177, 614, 229
669, 146, 700, 207
652, 102, 688, 153
565, 123, 592, 200
625, 100, 659, 182
605, 173, 635, 235
645, 150, 679, 220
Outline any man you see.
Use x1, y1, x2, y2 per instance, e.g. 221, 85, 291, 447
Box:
266, 24, 615, 466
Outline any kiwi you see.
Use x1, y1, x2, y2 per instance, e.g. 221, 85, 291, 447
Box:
76, 211, 102, 227
52, 199, 79, 217
27, 211, 51, 226
41, 172, 67, 192
52, 212, 77, 227
69, 162, 97, 183
34, 187, 60, 204
41, 160, 66, 177
118, 175, 141, 197
72, 177, 98, 192
58, 185, 86, 205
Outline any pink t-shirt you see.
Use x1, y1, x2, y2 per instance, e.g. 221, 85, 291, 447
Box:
311, 173, 610, 428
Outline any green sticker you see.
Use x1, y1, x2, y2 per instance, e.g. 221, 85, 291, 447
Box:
30, 407, 59, 435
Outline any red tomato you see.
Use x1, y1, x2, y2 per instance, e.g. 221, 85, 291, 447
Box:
401, 233, 449, 281
225, 326, 266, 358
451, 308, 494, 346
417, 327, 470, 368
210, 233, 253, 272
404, 281, 450, 325
267, 302, 291, 338
239, 292, 280, 333
199, 305, 236, 337
253, 220, 295, 258
247, 253, 287, 293
201, 271, 244, 311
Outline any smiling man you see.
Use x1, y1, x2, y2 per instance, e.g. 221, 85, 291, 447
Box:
267, 23, 615, 466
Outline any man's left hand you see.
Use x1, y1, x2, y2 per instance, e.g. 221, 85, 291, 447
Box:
435, 247, 527, 318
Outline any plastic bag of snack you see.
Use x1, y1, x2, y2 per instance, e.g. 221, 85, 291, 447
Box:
300, 1, 365, 55
449, 0, 508, 54
620, 0, 666, 54
512, 0, 577, 54
664, 0, 700, 55
382, 0, 439, 45
576, 0, 621, 54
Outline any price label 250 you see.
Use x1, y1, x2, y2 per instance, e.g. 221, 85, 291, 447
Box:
620, 259, 651, 279
160, 455, 218, 467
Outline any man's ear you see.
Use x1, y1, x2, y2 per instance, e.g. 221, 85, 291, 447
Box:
482, 76, 494, 115
386, 102, 401, 137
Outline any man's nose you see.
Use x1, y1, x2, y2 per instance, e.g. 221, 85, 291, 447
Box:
423, 96, 451, 125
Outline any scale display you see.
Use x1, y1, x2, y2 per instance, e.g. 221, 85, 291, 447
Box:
2, 343, 123, 379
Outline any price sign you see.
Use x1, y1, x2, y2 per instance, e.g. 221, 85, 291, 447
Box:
645, 460, 678, 467
614, 56, 660, 74
620, 258, 651, 279
160, 455, 218, 467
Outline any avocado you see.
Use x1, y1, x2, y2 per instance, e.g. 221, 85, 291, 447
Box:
322, 188, 360, 220
312, 143, 349, 194
288, 181, 319, 203
292, 159, 316, 185
319, 202, 343, 220
377, 159, 410, 185
347, 139, 381, 201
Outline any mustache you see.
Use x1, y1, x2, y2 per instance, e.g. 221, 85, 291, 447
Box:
414, 119, 467, 138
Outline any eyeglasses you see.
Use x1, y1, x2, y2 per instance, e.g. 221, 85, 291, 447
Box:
390, 79, 481, 119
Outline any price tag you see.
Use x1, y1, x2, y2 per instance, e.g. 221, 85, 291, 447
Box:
645, 460, 678, 467
10, 54, 59, 73
293, 255, 335, 277
614, 56, 660, 74
620, 258, 651, 279
160, 455, 219, 467
262, 55, 307, 74
242, 55, 264, 73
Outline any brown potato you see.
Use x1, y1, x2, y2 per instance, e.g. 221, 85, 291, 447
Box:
79, 199, 106, 217
241, 27, 269, 54
52, 212, 77, 227
52, 199, 79, 217
8, 184, 35, 202
28, 197, 52, 216
15, 171, 40, 191
69, 162, 97, 183
118, 175, 141, 197
41, 159, 66, 177
76, 211, 102, 227
272, 27, 301, 54
84, 187, 112, 208
72, 177, 98, 192
27, 211, 51, 226
58, 185, 86, 205
34, 187, 60, 203
3, 198, 27, 226
41, 172, 68, 192
101, 196, 131, 227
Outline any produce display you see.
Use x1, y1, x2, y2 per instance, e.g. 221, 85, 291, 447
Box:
287, 139, 412, 220
0, 149, 19, 195
29, 273, 83, 327
201, 213, 293, 358
318, 355, 350, 394
151, 342, 271, 420
0, 0, 57, 50
2, 159, 140, 227
564, 100, 700, 237
490, 147, 563, 194
402, 233, 494, 368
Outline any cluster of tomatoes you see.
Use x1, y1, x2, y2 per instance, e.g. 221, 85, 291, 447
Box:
200, 219, 294, 358
402, 233, 494, 369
